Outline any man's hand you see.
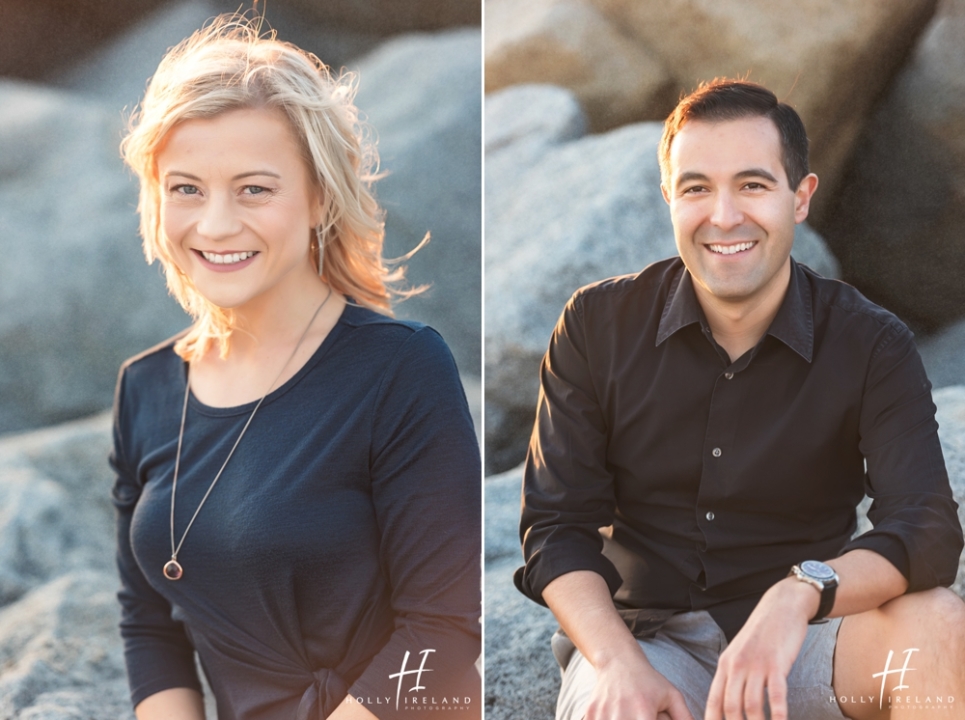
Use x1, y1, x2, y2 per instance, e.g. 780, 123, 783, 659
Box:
704, 578, 819, 720
543, 571, 695, 720
583, 648, 695, 720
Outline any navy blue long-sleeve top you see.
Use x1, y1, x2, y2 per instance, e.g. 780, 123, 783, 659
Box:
110, 304, 481, 719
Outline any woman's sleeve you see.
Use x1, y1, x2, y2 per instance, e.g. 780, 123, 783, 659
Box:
111, 366, 202, 708
346, 327, 481, 719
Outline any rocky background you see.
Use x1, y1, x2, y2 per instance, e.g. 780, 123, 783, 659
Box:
484, 1, 965, 718
0, 1, 480, 717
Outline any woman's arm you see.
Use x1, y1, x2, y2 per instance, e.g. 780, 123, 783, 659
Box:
135, 688, 205, 720
111, 365, 204, 709
345, 327, 482, 719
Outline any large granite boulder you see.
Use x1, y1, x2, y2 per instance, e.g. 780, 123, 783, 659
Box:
591, 0, 937, 221
355, 28, 482, 376
485, 84, 840, 474
820, 0, 965, 331
484, 0, 938, 219
484, 385, 965, 720
0, 80, 190, 435
485, 0, 675, 131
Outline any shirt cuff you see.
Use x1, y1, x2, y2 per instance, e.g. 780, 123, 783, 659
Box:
514, 542, 623, 606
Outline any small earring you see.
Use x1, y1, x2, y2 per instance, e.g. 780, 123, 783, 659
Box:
314, 226, 325, 278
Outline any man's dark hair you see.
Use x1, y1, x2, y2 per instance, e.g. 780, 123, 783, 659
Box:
658, 79, 810, 190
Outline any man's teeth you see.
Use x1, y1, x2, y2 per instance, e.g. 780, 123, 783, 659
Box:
708, 242, 756, 255
201, 250, 256, 265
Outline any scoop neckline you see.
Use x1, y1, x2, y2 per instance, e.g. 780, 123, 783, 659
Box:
182, 303, 351, 418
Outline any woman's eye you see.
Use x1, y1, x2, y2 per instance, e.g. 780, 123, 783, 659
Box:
171, 184, 200, 195
242, 185, 271, 196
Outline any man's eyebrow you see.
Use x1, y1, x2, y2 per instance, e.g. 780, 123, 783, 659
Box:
162, 170, 282, 181
735, 168, 779, 183
674, 171, 710, 188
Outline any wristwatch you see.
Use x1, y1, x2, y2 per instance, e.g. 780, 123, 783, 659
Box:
788, 560, 839, 624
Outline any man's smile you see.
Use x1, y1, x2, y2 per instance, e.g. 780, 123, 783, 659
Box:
707, 241, 757, 255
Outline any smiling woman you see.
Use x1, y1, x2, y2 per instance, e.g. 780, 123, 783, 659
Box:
112, 15, 480, 720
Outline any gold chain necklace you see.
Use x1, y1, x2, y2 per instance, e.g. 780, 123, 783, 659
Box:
163, 289, 332, 581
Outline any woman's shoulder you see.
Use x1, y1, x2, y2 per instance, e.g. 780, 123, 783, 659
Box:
120, 329, 187, 378
336, 303, 461, 383
339, 303, 450, 355
116, 331, 187, 403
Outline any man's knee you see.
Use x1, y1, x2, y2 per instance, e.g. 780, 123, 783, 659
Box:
878, 586, 965, 652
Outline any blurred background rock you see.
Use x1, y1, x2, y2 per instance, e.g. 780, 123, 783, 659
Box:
483, 1, 965, 718
0, 1, 479, 716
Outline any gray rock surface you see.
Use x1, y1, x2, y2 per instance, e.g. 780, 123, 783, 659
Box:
355, 28, 482, 375
918, 319, 965, 390
485, 84, 840, 473
484, 467, 560, 720
0, 80, 190, 435
484, 385, 965, 719
821, 0, 965, 331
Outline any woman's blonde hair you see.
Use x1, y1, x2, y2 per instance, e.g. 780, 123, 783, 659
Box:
122, 14, 408, 360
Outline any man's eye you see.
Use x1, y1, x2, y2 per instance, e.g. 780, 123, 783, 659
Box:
743, 182, 766, 190
682, 186, 706, 195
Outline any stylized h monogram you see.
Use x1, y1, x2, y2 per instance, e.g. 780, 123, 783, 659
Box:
872, 648, 919, 709
389, 649, 436, 710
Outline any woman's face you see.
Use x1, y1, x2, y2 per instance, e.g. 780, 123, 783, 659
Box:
156, 107, 323, 311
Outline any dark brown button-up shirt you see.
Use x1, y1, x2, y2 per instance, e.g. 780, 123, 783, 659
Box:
515, 257, 963, 641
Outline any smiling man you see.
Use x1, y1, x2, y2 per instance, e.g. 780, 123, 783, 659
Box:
514, 80, 965, 720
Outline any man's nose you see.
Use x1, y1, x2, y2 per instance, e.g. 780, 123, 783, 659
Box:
709, 190, 743, 230
196, 192, 243, 239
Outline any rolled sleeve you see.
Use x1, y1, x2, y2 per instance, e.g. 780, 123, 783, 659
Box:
514, 293, 622, 605
843, 323, 964, 590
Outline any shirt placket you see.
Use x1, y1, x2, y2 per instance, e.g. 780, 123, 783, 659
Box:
692, 330, 751, 600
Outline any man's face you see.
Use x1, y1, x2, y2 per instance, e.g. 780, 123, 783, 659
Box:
662, 116, 817, 308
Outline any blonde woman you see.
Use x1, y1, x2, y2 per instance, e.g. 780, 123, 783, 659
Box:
111, 16, 480, 720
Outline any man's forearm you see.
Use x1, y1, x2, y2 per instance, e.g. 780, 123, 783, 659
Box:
825, 547, 909, 617
542, 570, 645, 670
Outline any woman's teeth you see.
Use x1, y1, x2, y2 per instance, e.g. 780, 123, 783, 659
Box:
709, 242, 756, 255
200, 250, 256, 265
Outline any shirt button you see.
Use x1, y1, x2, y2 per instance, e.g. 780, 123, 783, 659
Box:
706, 511, 715, 521
712, 447, 722, 457
724, 372, 734, 380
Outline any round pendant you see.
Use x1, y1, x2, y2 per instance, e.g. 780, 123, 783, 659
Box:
163, 559, 183, 581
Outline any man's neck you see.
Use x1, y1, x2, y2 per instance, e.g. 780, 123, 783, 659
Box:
693, 260, 792, 363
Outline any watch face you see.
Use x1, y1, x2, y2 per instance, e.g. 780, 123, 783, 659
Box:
801, 560, 836, 580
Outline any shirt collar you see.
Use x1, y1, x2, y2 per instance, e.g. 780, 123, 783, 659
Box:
655, 258, 814, 363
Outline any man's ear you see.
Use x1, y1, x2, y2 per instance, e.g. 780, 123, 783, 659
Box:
793, 173, 819, 224
661, 181, 671, 205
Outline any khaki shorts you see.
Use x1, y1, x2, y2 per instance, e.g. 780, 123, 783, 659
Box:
553, 610, 847, 720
